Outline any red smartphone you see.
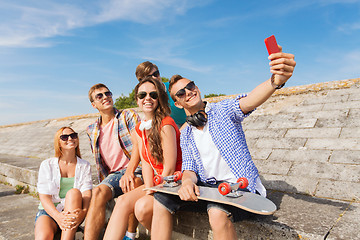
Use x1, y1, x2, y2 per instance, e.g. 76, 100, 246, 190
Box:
264, 35, 280, 55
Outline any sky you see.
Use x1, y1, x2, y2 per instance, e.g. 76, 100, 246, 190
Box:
0, 0, 359, 126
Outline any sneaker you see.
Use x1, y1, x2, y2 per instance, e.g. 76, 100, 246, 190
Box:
122, 236, 132, 240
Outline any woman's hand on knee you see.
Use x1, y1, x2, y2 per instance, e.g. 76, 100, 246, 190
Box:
54, 211, 75, 231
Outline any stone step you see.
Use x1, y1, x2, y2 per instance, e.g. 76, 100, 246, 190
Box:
1, 156, 359, 240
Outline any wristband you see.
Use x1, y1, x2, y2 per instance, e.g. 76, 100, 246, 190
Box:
270, 74, 285, 89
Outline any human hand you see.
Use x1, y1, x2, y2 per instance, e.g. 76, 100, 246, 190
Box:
178, 179, 200, 201
55, 211, 76, 231
119, 171, 135, 193
67, 209, 84, 230
268, 46, 296, 85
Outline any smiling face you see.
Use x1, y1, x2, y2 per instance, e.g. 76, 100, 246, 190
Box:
59, 127, 79, 151
91, 87, 113, 112
171, 78, 202, 114
136, 81, 159, 118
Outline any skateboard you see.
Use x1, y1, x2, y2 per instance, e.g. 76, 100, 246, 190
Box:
147, 175, 276, 215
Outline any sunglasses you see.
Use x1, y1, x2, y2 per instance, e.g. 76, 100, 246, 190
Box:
137, 91, 158, 100
148, 70, 160, 78
94, 91, 112, 101
174, 81, 196, 99
60, 132, 78, 141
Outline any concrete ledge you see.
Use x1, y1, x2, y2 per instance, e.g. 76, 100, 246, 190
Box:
0, 155, 40, 193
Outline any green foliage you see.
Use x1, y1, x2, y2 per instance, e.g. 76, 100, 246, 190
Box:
161, 77, 169, 83
114, 89, 137, 110
15, 185, 29, 194
204, 93, 226, 98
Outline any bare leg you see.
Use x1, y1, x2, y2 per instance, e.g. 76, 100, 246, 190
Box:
208, 208, 236, 240
150, 199, 173, 240
134, 194, 154, 230
35, 215, 58, 240
103, 186, 145, 240
61, 188, 83, 240
84, 185, 112, 240
126, 177, 143, 235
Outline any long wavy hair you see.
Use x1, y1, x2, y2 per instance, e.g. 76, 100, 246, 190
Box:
135, 77, 170, 163
54, 127, 82, 159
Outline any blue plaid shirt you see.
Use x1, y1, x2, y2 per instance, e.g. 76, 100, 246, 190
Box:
180, 95, 259, 193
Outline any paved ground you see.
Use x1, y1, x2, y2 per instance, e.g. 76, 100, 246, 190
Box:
1, 181, 359, 240
0, 183, 38, 239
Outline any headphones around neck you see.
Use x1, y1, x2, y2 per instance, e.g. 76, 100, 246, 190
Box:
186, 110, 207, 127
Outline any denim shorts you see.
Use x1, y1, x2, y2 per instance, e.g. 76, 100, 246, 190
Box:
35, 209, 55, 223
153, 181, 253, 222
99, 167, 143, 198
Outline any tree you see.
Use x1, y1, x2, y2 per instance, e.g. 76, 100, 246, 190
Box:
114, 89, 137, 110
204, 93, 225, 98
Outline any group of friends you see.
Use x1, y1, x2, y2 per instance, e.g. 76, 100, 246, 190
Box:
34, 46, 296, 240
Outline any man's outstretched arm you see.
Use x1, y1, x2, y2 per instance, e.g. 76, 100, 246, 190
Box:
240, 46, 296, 114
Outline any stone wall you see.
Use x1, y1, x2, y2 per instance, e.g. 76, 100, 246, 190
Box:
1, 78, 359, 239
0, 78, 359, 202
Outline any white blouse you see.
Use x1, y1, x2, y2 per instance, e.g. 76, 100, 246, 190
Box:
37, 157, 93, 211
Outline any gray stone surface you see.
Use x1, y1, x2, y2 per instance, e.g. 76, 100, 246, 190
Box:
0, 183, 38, 240
0, 79, 360, 239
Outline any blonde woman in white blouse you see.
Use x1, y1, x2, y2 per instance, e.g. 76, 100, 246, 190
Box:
35, 127, 92, 240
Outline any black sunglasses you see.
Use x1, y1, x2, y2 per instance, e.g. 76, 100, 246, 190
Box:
174, 81, 196, 99
94, 91, 112, 101
137, 91, 158, 100
148, 70, 160, 78
60, 132, 78, 141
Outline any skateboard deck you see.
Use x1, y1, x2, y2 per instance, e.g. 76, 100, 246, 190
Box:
147, 184, 276, 215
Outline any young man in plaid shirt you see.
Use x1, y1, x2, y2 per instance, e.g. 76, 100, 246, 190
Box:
84, 83, 142, 240
151, 47, 296, 240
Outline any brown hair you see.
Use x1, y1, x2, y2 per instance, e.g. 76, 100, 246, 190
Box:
88, 83, 109, 102
54, 127, 81, 159
169, 74, 184, 101
135, 61, 159, 81
134, 76, 170, 163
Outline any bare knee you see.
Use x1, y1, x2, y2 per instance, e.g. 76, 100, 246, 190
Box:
134, 197, 152, 223
35, 217, 57, 240
65, 188, 82, 202
91, 185, 112, 205
208, 208, 232, 232
113, 194, 132, 214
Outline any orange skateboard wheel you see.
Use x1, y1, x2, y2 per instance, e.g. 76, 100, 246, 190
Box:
218, 182, 231, 195
154, 175, 163, 185
236, 177, 249, 189
174, 171, 182, 181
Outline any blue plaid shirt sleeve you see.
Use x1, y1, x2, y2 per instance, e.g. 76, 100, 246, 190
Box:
230, 94, 254, 123
180, 128, 198, 173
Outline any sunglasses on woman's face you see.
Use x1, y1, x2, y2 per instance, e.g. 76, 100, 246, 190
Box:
94, 91, 112, 101
174, 81, 196, 99
137, 91, 158, 100
60, 132, 78, 141
148, 70, 160, 78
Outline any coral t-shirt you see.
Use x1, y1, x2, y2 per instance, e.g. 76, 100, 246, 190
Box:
99, 118, 129, 172
135, 116, 182, 175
